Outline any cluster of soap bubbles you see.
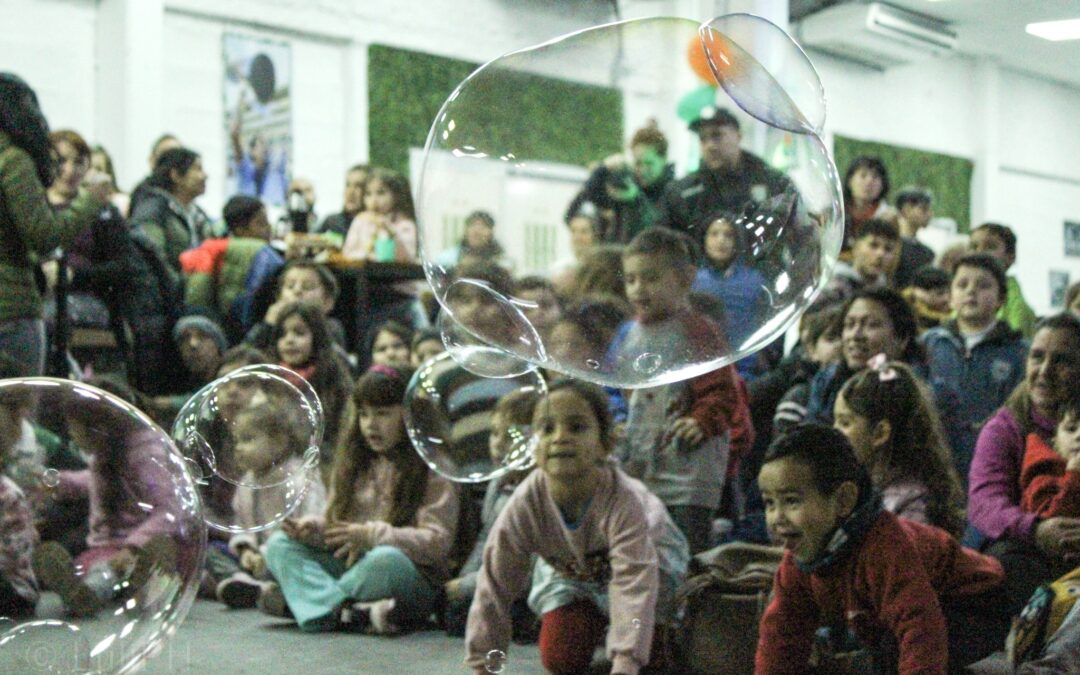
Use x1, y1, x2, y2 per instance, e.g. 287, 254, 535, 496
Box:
416, 13, 842, 390
0, 378, 203, 674
171, 364, 325, 534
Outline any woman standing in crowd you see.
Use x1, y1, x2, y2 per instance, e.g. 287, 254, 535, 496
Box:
0, 73, 110, 376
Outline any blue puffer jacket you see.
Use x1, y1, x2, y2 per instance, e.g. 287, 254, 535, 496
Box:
921, 320, 1027, 480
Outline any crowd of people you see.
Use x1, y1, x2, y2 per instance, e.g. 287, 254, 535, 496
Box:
3, 68, 1080, 674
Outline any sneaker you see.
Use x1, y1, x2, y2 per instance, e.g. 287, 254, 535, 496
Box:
346, 598, 400, 635
257, 582, 292, 618
32, 542, 100, 618
216, 572, 263, 609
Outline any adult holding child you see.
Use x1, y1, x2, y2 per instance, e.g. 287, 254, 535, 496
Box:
967, 313, 1080, 612
0, 73, 111, 376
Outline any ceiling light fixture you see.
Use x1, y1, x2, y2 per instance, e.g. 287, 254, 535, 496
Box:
1026, 18, 1080, 41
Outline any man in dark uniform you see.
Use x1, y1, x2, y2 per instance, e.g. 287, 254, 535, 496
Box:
656, 105, 790, 239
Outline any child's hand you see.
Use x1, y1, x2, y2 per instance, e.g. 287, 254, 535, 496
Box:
239, 549, 265, 577
325, 521, 375, 567
109, 548, 138, 577
671, 416, 705, 447
1067, 451, 1080, 472
264, 298, 290, 326
444, 578, 464, 603
282, 516, 324, 547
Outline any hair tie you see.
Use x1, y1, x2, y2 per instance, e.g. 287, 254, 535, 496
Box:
367, 364, 401, 380
866, 353, 897, 382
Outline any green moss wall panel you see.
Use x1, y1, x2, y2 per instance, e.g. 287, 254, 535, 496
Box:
367, 44, 623, 175
833, 135, 974, 232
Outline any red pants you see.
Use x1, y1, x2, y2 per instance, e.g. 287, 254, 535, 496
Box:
538, 599, 607, 674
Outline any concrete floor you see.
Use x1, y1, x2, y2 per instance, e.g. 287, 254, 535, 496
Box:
1, 598, 543, 674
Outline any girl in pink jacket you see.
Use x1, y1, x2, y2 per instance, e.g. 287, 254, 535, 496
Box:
465, 379, 689, 675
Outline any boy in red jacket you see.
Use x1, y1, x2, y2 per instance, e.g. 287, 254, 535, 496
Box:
1020, 392, 1080, 518
756, 423, 1009, 674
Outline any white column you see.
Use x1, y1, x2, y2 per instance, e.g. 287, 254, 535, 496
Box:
343, 42, 370, 164
94, 0, 165, 191
970, 59, 1001, 228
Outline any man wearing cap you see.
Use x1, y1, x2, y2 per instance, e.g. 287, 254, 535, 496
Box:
656, 105, 789, 238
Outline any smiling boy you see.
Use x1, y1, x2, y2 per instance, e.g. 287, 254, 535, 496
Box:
755, 423, 1008, 673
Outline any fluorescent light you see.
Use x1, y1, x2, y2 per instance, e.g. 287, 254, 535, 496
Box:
1026, 18, 1080, 41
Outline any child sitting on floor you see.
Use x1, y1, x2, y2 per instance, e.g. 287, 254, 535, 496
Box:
756, 423, 1010, 673
0, 361, 40, 619
212, 403, 327, 608
465, 379, 689, 675
260, 364, 458, 634
1020, 392, 1080, 518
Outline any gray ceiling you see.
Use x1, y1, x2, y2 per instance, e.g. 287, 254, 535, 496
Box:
799, 0, 1080, 88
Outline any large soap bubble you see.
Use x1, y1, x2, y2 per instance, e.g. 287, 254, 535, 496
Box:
417, 15, 842, 388
404, 350, 545, 482
172, 364, 324, 533
0, 378, 204, 674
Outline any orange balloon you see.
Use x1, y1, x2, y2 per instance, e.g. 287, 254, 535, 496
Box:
688, 30, 735, 84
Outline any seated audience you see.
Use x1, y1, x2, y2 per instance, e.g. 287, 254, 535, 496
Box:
180, 195, 284, 338
819, 218, 900, 306
833, 358, 965, 535
262, 365, 458, 634
436, 210, 513, 273
967, 314, 1080, 613
1020, 392, 1080, 519
922, 254, 1026, 479
902, 266, 952, 334
892, 186, 936, 289
970, 222, 1038, 338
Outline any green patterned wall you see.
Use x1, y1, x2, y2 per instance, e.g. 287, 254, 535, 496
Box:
833, 135, 974, 232
367, 44, 624, 176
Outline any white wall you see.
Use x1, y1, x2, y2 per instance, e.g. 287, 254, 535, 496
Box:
813, 52, 1080, 315
2, 0, 1077, 312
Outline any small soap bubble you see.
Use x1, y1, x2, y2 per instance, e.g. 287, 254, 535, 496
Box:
632, 618, 642, 629
39, 468, 59, 489
585, 359, 600, 370
633, 353, 662, 375
172, 364, 324, 533
405, 351, 544, 483
485, 649, 507, 673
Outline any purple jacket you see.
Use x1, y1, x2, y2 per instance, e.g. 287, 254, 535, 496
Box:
56, 428, 181, 549
967, 406, 1056, 542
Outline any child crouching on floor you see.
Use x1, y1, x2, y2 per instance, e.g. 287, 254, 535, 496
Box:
465, 379, 689, 675
0, 363, 39, 619
756, 423, 1011, 674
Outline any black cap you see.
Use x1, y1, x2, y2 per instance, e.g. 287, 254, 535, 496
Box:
688, 105, 740, 132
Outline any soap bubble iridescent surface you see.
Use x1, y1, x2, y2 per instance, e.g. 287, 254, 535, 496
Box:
172, 364, 324, 533
404, 350, 545, 483
0, 378, 204, 674
417, 15, 842, 388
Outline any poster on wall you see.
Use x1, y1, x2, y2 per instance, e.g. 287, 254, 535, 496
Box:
1050, 270, 1070, 308
223, 33, 292, 207
1065, 221, 1080, 257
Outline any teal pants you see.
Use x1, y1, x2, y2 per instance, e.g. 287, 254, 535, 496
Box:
264, 532, 438, 632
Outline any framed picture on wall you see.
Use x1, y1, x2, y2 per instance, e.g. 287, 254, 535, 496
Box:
1065, 221, 1080, 257
1050, 270, 1070, 308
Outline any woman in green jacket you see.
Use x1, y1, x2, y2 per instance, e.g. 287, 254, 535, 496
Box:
0, 73, 109, 376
